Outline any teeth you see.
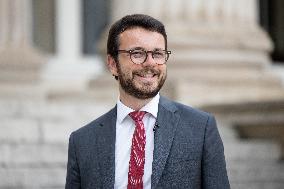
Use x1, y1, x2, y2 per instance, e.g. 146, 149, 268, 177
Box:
135, 70, 158, 78
141, 74, 154, 78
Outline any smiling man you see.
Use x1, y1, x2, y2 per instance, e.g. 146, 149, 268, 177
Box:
65, 14, 230, 189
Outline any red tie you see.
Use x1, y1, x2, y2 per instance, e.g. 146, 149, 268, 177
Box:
128, 111, 147, 189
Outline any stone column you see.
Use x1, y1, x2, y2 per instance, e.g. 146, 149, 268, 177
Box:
105, 0, 284, 106
0, 0, 44, 86
0, 0, 30, 47
56, 0, 81, 61
42, 0, 103, 93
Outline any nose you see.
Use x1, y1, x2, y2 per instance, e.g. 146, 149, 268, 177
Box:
143, 52, 156, 66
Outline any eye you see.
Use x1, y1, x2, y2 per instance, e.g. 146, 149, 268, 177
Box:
131, 50, 145, 58
152, 51, 165, 59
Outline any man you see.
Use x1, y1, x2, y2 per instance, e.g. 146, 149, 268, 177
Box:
65, 14, 230, 189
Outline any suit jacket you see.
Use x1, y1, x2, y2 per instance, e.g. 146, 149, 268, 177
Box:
65, 96, 230, 189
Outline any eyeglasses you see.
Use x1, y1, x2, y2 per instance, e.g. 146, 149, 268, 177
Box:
117, 49, 171, 65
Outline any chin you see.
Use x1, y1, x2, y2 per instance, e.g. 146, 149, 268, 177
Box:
132, 93, 158, 100
131, 88, 160, 99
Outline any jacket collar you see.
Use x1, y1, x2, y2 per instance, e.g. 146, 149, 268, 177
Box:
97, 96, 180, 188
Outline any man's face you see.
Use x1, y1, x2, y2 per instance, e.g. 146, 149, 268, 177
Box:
115, 27, 167, 99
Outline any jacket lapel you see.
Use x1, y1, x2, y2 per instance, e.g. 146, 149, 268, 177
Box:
95, 97, 180, 188
97, 106, 117, 188
151, 97, 180, 188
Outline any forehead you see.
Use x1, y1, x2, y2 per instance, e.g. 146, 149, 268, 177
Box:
118, 27, 165, 49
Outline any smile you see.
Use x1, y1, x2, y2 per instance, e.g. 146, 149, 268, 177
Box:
137, 73, 156, 78
135, 73, 157, 82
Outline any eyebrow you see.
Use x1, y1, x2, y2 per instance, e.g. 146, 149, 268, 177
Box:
131, 47, 144, 51
129, 47, 165, 51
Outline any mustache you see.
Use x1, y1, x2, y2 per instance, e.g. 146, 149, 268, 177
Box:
133, 68, 160, 76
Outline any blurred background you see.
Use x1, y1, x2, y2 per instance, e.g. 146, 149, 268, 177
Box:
0, 0, 284, 188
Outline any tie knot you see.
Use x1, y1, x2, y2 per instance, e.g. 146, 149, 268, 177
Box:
129, 111, 146, 122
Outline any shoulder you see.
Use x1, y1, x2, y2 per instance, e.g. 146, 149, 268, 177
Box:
70, 106, 117, 139
159, 96, 212, 121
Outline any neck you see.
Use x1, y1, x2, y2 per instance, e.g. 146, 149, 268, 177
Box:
119, 88, 153, 111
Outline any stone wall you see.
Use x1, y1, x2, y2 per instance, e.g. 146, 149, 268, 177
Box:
0, 98, 113, 188
1, 97, 284, 188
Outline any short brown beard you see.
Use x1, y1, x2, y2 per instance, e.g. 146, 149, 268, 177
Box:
116, 62, 166, 99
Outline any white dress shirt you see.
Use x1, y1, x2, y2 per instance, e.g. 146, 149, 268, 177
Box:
114, 94, 160, 189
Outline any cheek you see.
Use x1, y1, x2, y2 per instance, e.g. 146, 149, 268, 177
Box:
119, 64, 133, 77
159, 66, 167, 75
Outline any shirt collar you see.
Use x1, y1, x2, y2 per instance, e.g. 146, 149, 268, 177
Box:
116, 93, 160, 124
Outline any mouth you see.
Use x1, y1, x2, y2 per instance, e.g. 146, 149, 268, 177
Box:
137, 73, 156, 78
134, 70, 159, 82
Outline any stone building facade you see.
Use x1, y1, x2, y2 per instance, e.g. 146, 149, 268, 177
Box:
0, 0, 284, 188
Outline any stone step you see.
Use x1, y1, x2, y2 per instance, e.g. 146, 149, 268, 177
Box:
178, 87, 284, 107
202, 100, 284, 114
0, 47, 44, 84
0, 99, 113, 121
218, 120, 282, 161
88, 74, 117, 89
0, 84, 45, 100
224, 140, 281, 161
0, 98, 283, 189
0, 167, 65, 189
217, 126, 239, 142
168, 68, 282, 88
47, 88, 118, 104
202, 100, 284, 124
230, 182, 284, 189
168, 47, 270, 66
0, 143, 67, 166
227, 161, 284, 183
0, 71, 41, 83
41, 72, 116, 102
234, 122, 284, 160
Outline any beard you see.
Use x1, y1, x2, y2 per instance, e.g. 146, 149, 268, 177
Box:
117, 62, 167, 99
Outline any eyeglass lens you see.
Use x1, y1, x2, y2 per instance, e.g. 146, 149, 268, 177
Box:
130, 50, 169, 64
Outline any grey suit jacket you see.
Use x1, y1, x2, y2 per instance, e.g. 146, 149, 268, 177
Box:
65, 96, 230, 189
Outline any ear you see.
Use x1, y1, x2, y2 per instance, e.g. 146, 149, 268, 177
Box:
107, 55, 118, 77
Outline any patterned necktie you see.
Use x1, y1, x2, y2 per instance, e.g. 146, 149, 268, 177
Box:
128, 111, 147, 189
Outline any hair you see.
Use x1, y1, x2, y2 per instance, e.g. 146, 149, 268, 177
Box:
107, 14, 168, 62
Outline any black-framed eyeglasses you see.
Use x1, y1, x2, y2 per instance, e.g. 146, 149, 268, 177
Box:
117, 49, 171, 65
